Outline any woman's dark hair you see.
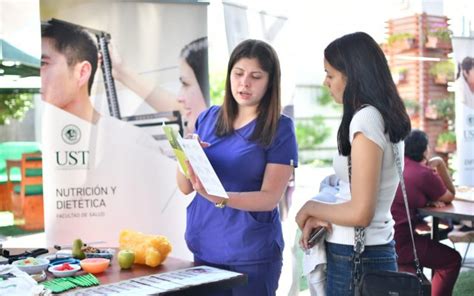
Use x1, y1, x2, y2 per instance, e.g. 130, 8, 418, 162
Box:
42, 20, 98, 95
457, 56, 474, 80
324, 32, 411, 156
404, 129, 428, 162
180, 37, 210, 106
216, 39, 281, 147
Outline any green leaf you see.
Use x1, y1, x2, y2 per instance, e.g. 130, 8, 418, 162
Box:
209, 72, 226, 106
295, 116, 331, 150
0, 92, 34, 125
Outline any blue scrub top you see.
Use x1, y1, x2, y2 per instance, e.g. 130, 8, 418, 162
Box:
185, 106, 298, 265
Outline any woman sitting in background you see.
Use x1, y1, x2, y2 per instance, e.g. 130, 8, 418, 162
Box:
391, 129, 461, 296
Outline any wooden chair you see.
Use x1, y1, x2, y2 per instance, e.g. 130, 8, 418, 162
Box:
448, 229, 474, 269
0, 178, 10, 211
8, 152, 43, 230
0, 183, 6, 211
5, 159, 22, 213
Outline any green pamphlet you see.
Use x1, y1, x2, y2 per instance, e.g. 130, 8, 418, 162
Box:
163, 126, 189, 178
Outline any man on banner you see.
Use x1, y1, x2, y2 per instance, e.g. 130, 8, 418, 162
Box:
40, 20, 189, 255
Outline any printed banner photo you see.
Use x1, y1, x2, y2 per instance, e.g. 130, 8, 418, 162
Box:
40, 0, 209, 259
452, 37, 474, 186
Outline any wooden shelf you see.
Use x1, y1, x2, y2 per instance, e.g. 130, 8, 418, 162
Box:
384, 13, 452, 154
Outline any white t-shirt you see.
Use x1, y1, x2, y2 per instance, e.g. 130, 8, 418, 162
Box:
326, 105, 404, 246
41, 103, 192, 259
458, 76, 474, 110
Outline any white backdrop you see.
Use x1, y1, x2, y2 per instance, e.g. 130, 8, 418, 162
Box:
40, 0, 209, 259
452, 37, 474, 186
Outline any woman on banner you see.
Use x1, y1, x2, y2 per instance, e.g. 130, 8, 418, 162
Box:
295, 32, 411, 295
111, 37, 209, 133
456, 56, 474, 109
176, 39, 298, 296
391, 129, 461, 296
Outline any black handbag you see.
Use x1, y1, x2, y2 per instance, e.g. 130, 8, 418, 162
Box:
357, 270, 428, 296
349, 144, 431, 296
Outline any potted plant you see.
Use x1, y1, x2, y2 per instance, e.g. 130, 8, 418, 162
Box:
426, 96, 455, 121
387, 33, 416, 53
392, 67, 408, 84
435, 96, 455, 122
436, 131, 456, 153
429, 60, 455, 85
403, 99, 419, 118
424, 102, 439, 120
425, 28, 452, 50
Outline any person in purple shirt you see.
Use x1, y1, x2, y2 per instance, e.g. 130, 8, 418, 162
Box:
391, 129, 461, 296
176, 39, 298, 296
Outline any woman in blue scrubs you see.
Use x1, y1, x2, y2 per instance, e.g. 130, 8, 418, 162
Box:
176, 39, 298, 296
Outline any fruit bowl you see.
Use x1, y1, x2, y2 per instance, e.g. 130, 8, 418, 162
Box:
48, 263, 81, 277
80, 258, 110, 274
12, 257, 50, 275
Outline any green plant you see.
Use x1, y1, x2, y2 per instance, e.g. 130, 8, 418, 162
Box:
295, 116, 331, 150
387, 33, 415, 46
432, 96, 455, 121
295, 86, 335, 152
209, 72, 226, 106
0, 92, 34, 125
403, 98, 419, 113
437, 131, 456, 145
429, 60, 455, 80
428, 28, 452, 42
392, 67, 408, 83
395, 67, 408, 74
304, 158, 333, 167
315, 87, 342, 110
316, 87, 332, 105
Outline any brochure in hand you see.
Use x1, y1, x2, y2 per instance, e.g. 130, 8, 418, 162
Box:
163, 126, 228, 198
163, 125, 189, 178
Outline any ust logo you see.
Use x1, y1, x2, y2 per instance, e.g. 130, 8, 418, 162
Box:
467, 115, 474, 127
463, 115, 474, 141
56, 151, 90, 168
62, 124, 81, 145
57, 124, 89, 169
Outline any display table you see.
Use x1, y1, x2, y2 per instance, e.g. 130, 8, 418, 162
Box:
6, 249, 247, 295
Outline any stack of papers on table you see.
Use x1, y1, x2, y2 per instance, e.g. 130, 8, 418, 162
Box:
67, 266, 243, 295
456, 186, 474, 202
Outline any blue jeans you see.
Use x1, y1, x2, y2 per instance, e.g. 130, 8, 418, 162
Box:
326, 240, 397, 296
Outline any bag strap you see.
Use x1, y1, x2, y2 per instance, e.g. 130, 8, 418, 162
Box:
349, 143, 424, 278
347, 156, 365, 285
392, 144, 424, 278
